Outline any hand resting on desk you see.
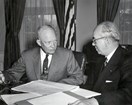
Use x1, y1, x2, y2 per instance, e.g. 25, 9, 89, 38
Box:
0, 81, 26, 105
0, 79, 25, 95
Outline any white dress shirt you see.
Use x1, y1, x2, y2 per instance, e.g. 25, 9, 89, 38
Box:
106, 47, 118, 63
40, 49, 52, 73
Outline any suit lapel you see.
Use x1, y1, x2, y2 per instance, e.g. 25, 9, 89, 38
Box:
47, 49, 59, 80
33, 48, 41, 79
93, 46, 123, 92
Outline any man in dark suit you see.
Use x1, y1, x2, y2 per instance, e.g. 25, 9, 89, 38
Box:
69, 21, 132, 105
0, 25, 83, 86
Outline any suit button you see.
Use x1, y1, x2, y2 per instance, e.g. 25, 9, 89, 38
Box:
110, 70, 112, 72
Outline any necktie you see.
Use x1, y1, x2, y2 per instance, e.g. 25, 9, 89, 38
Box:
104, 58, 108, 67
100, 58, 108, 73
41, 54, 49, 80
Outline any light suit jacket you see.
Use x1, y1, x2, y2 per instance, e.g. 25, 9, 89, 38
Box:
4, 47, 83, 85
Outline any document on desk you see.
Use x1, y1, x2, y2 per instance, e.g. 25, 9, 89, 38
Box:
1, 93, 41, 105
12, 80, 79, 95
10, 80, 100, 105
28, 92, 77, 105
26, 88, 101, 105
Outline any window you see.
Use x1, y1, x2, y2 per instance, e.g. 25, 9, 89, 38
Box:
19, 0, 59, 52
115, 0, 132, 44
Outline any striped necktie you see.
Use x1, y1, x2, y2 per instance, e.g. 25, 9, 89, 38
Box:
41, 54, 49, 80
104, 58, 108, 67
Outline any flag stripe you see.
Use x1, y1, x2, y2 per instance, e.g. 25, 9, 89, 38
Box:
66, 15, 75, 48
64, 0, 76, 50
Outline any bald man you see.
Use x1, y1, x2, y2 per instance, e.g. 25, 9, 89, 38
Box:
0, 25, 83, 86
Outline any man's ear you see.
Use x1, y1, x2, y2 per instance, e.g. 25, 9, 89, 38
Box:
105, 38, 111, 47
36, 39, 41, 46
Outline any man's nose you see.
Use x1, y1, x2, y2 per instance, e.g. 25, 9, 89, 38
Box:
50, 42, 56, 47
92, 41, 95, 46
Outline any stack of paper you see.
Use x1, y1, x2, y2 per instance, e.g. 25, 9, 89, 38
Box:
26, 88, 101, 105
12, 80, 79, 95
1, 80, 100, 105
28, 92, 78, 105
1, 93, 41, 105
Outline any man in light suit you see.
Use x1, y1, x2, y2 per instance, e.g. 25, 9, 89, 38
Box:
69, 22, 132, 105
0, 25, 83, 86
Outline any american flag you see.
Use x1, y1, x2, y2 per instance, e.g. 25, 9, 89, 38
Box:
64, 0, 76, 50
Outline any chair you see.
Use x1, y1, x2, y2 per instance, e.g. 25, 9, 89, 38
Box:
72, 51, 87, 84
81, 41, 105, 89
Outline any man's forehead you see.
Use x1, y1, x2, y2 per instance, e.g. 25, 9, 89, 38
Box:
39, 27, 53, 33
94, 26, 103, 36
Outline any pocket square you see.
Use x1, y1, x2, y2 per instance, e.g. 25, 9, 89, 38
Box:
106, 80, 112, 83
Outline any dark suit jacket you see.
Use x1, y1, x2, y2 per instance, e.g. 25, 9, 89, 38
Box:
86, 46, 132, 105
3, 47, 83, 85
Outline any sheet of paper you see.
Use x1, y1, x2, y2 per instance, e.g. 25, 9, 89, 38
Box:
70, 88, 101, 98
1, 93, 41, 105
27, 88, 100, 105
12, 80, 79, 95
28, 92, 78, 105
36, 80, 79, 90
10, 80, 100, 105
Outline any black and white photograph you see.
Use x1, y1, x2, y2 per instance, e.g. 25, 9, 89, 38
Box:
0, 0, 132, 105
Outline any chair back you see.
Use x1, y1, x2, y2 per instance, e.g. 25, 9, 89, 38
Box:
73, 51, 87, 84
72, 51, 87, 73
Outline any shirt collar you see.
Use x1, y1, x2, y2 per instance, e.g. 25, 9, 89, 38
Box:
106, 47, 118, 62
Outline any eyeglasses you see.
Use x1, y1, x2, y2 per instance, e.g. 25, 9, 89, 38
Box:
92, 37, 106, 44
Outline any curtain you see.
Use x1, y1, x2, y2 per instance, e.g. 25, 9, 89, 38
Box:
97, 0, 120, 24
52, 0, 65, 47
4, 0, 26, 70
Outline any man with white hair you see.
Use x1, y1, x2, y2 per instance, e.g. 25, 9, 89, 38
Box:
0, 24, 83, 86
69, 21, 132, 105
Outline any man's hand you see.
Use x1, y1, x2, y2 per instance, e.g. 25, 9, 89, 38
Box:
0, 71, 5, 84
68, 98, 99, 105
